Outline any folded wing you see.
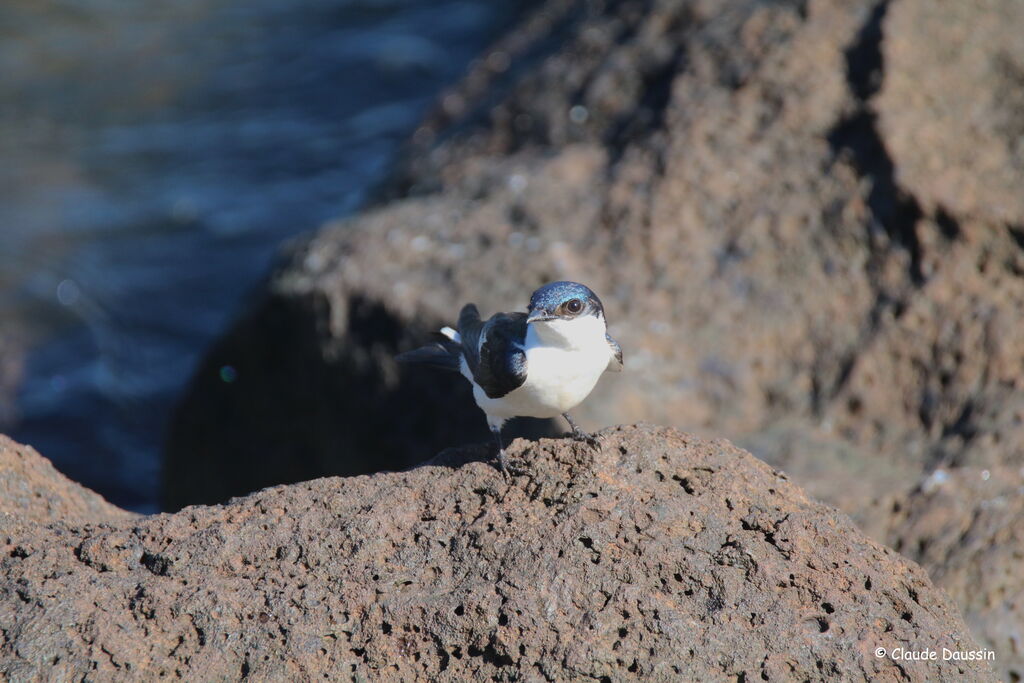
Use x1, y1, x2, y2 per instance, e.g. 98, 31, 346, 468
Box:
459, 304, 528, 399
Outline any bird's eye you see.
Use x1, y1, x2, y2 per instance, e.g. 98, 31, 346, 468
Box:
565, 299, 583, 314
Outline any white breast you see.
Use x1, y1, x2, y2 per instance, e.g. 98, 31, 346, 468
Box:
471, 314, 612, 422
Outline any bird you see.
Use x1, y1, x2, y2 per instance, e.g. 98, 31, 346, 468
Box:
396, 281, 622, 475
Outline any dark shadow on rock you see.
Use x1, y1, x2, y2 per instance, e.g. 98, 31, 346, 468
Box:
163, 289, 559, 511
828, 0, 925, 285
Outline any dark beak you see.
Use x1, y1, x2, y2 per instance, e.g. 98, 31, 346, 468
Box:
527, 309, 556, 324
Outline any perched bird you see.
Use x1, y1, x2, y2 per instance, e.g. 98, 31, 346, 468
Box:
397, 281, 622, 474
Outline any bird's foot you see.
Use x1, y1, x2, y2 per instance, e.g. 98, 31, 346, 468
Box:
496, 448, 529, 479
568, 427, 601, 449
562, 413, 601, 449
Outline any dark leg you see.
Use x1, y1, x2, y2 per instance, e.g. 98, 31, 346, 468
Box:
490, 423, 528, 478
491, 425, 511, 478
562, 413, 599, 446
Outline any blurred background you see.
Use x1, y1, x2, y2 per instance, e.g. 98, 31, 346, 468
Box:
2, 0, 1023, 676
0, 0, 533, 513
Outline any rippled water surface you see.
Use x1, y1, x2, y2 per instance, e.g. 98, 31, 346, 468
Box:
0, 0, 527, 511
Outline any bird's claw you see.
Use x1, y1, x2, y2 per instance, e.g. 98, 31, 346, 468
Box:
570, 429, 601, 448
562, 414, 601, 449
496, 450, 529, 479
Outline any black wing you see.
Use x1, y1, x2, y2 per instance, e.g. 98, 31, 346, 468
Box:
457, 304, 485, 373
395, 333, 462, 371
458, 304, 528, 399
606, 334, 623, 371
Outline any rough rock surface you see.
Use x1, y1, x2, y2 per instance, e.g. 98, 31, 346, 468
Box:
1, 426, 993, 680
0, 435, 132, 526
884, 466, 1024, 682
165, 0, 1024, 519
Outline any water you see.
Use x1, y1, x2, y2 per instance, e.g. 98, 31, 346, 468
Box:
0, 0, 529, 512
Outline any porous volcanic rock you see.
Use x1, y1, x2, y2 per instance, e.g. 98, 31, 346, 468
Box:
164, 0, 1024, 525
885, 466, 1024, 682
1, 426, 993, 680
0, 435, 132, 526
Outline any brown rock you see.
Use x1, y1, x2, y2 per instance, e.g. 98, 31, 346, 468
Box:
0, 434, 133, 526
885, 466, 1024, 682
0, 426, 993, 680
825, 230, 1024, 475
876, 0, 1024, 225
736, 419, 919, 540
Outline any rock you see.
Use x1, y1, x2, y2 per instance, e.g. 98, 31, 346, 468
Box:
885, 466, 1024, 682
824, 230, 1024, 477
876, 0, 1024, 225
0, 426, 993, 680
0, 434, 133, 526
736, 419, 919, 540
164, 0, 1024, 524
821, 0, 1024, 479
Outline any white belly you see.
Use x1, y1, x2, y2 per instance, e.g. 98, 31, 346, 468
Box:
470, 337, 611, 420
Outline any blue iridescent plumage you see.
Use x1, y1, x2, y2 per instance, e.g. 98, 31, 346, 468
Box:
527, 281, 604, 320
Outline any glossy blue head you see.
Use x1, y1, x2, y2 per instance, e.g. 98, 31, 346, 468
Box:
526, 281, 605, 323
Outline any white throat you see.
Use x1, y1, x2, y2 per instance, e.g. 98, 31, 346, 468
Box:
470, 312, 612, 422
526, 314, 607, 351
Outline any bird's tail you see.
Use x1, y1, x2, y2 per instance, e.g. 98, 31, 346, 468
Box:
395, 329, 462, 372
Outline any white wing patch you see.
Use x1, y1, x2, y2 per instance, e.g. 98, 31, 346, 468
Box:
440, 326, 461, 343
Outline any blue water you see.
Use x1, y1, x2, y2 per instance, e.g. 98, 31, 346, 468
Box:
0, 0, 530, 512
